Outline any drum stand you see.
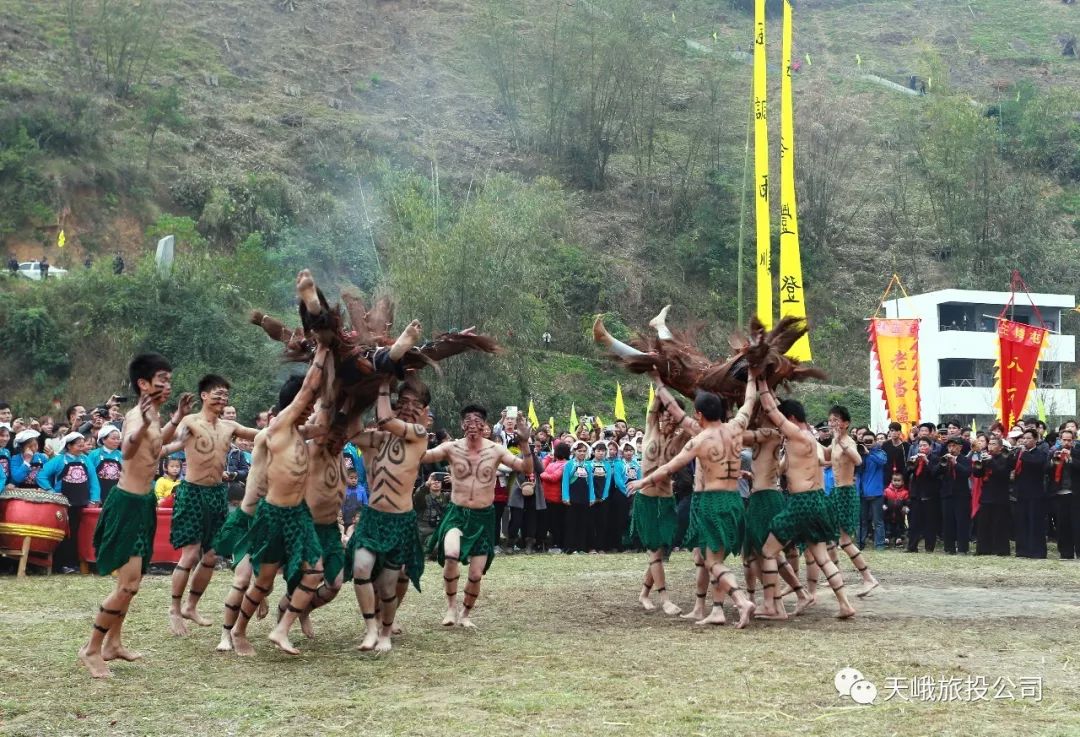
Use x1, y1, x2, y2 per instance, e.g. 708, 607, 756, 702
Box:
0, 536, 53, 578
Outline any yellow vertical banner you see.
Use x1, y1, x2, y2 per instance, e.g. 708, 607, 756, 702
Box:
779, 0, 811, 360
753, 0, 772, 329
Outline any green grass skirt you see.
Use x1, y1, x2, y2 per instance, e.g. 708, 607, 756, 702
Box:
239, 500, 323, 591
627, 494, 677, 552
211, 504, 256, 560
169, 480, 228, 551
828, 484, 860, 538
346, 507, 424, 592
744, 489, 786, 556
93, 487, 156, 576
685, 491, 744, 559
770, 489, 837, 547
427, 503, 496, 574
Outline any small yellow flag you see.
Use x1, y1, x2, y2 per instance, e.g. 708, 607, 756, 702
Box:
57, 229, 66, 248
595, 414, 605, 430
805, 53, 812, 65
712, 31, 718, 42
672, 11, 676, 24
614, 382, 626, 421
971, 418, 978, 433
1037, 393, 1047, 423
527, 400, 540, 429
569, 403, 579, 434
647, 383, 656, 418
856, 53, 862, 67
549, 416, 555, 435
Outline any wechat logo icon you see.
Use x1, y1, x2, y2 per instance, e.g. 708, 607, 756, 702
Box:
835, 667, 878, 705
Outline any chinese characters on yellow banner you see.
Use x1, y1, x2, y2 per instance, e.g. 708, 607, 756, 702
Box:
869, 318, 921, 432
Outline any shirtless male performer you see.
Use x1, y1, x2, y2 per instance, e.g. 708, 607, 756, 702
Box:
424, 406, 534, 628
630, 382, 759, 628
228, 343, 330, 655
214, 419, 271, 652
755, 380, 856, 619
163, 375, 258, 635
79, 353, 178, 678
824, 405, 880, 597
272, 400, 354, 639
348, 372, 431, 653
741, 415, 811, 619
631, 384, 694, 616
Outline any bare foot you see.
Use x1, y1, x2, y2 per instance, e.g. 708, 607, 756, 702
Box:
680, 605, 706, 620
358, 628, 379, 651
295, 270, 319, 312
856, 579, 880, 598
215, 630, 234, 652
648, 304, 673, 339
181, 605, 213, 627
661, 600, 682, 616
231, 633, 256, 656
458, 616, 477, 629
794, 594, 817, 616
299, 612, 315, 639
102, 644, 143, 662
836, 602, 857, 619
733, 599, 756, 629
441, 608, 458, 627
168, 612, 189, 637
257, 599, 270, 620
78, 646, 112, 679
268, 628, 300, 655
694, 609, 727, 626
639, 593, 656, 611
755, 604, 788, 621
392, 622, 404, 636
374, 635, 392, 653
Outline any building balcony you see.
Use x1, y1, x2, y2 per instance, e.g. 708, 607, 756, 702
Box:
936, 386, 1076, 417
926, 331, 1074, 362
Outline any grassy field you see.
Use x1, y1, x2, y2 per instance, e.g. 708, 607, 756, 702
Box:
1, 549, 1078, 736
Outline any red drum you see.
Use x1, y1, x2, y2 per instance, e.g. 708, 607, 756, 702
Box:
152, 507, 182, 564
0, 488, 70, 555
77, 505, 101, 563
78, 504, 182, 565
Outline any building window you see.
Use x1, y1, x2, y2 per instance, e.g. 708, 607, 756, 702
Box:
1039, 362, 1063, 389
940, 359, 996, 388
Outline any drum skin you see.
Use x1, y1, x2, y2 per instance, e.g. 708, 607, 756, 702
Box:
0, 490, 70, 555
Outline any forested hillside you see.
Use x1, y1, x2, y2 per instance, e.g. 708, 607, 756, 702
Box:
1, 0, 1078, 425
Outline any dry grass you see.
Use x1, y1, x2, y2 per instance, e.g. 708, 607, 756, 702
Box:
1, 549, 1078, 736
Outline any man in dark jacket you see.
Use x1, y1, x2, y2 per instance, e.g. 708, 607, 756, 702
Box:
973, 437, 1013, 555
1012, 428, 1049, 558
934, 436, 972, 554
881, 422, 910, 486
1046, 428, 1080, 559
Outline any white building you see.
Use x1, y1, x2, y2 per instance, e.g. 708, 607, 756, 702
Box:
870, 289, 1076, 429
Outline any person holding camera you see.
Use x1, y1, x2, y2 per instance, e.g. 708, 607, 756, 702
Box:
1047, 428, 1080, 559
934, 436, 972, 554
856, 431, 887, 551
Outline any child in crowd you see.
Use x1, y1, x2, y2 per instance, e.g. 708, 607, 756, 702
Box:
155, 456, 183, 507
883, 471, 910, 547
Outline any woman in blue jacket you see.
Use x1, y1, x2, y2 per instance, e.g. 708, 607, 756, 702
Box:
0, 423, 11, 489
609, 442, 641, 551
561, 441, 595, 553
86, 425, 123, 505
590, 441, 614, 553
39, 432, 98, 572
10, 429, 49, 489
